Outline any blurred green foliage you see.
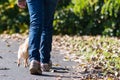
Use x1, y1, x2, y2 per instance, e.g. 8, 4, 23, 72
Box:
0, 0, 29, 34
0, 0, 120, 36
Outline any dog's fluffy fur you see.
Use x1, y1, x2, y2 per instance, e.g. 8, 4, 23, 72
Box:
17, 37, 29, 67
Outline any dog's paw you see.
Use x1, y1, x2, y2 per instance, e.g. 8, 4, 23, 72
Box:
24, 64, 29, 68
17, 63, 20, 67
17, 59, 20, 67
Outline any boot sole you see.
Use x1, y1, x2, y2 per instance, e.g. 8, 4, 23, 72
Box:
30, 68, 42, 75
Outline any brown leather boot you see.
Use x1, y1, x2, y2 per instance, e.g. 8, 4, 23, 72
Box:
29, 60, 42, 75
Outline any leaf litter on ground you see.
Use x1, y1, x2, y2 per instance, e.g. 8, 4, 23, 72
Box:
52, 35, 120, 79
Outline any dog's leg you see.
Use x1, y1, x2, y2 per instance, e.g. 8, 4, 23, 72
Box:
24, 58, 28, 67
26, 58, 29, 67
17, 46, 22, 67
17, 58, 20, 67
24, 59, 26, 67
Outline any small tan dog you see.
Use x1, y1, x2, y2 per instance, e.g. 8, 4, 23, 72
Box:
17, 37, 29, 67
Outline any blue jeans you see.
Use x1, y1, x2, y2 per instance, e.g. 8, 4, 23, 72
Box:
26, 0, 58, 63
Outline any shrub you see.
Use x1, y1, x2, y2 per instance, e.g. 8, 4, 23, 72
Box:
1, 0, 120, 36
0, 0, 29, 34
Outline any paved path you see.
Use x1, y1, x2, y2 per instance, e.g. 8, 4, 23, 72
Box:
0, 37, 80, 80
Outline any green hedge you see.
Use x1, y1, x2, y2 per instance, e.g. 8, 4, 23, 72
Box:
54, 0, 120, 36
0, 0, 120, 36
0, 0, 29, 34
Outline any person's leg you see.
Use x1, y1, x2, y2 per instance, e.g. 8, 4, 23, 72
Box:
26, 0, 44, 74
40, 0, 58, 64
26, 0, 44, 62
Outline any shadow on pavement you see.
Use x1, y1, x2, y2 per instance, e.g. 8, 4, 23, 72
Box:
41, 74, 81, 79
37, 67, 81, 79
